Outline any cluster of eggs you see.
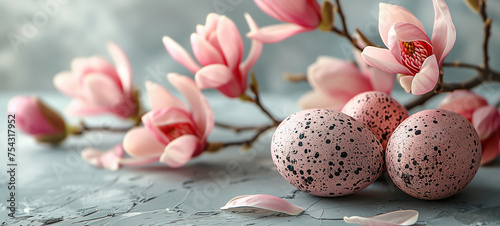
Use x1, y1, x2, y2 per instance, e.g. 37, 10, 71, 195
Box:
271, 91, 481, 200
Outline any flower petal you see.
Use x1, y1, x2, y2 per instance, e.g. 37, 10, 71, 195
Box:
195, 64, 234, 90
107, 42, 132, 94
53, 72, 81, 98
216, 16, 243, 71
480, 130, 500, 165
221, 194, 303, 215
472, 106, 500, 140
190, 33, 225, 66
142, 108, 196, 144
432, 0, 456, 66
65, 99, 107, 116
361, 47, 413, 75
71, 57, 121, 87
123, 127, 165, 158
247, 23, 314, 44
145, 81, 187, 111
163, 36, 201, 74
240, 13, 263, 77
82, 73, 123, 108
398, 75, 414, 94
298, 91, 346, 111
379, 3, 425, 47
344, 209, 419, 226
368, 67, 395, 94
159, 134, 200, 168
253, 0, 320, 27
168, 73, 214, 142
81, 144, 125, 171
411, 55, 439, 95
438, 90, 488, 121
307, 56, 372, 99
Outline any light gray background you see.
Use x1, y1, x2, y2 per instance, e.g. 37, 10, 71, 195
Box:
1, 0, 500, 96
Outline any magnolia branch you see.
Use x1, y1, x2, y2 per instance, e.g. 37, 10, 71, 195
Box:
69, 121, 135, 135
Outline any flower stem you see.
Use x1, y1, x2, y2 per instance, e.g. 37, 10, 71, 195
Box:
69, 121, 135, 135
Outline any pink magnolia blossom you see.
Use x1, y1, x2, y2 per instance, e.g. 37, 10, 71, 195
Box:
248, 0, 321, 43
7, 96, 67, 144
439, 90, 500, 165
361, 0, 456, 95
299, 49, 395, 110
53, 42, 139, 119
163, 13, 262, 98
122, 73, 214, 168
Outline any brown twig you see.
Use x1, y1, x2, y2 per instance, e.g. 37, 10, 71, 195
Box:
219, 124, 277, 149
328, 0, 363, 51
72, 121, 135, 134
480, 0, 492, 73
214, 122, 270, 133
283, 73, 308, 82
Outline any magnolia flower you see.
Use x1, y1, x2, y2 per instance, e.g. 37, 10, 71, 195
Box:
7, 96, 67, 144
362, 0, 456, 95
248, 0, 322, 43
163, 13, 262, 98
53, 42, 139, 119
299, 51, 394, 110
439, 90, 500, 165
122, 74, 214, 168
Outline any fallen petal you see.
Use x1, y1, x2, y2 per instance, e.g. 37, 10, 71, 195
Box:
221, 194, 303, 215
81, 144, 125, 171
344, 209, 419, 226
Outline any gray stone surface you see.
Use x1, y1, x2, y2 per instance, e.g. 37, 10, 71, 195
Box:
1, 91, 500, 225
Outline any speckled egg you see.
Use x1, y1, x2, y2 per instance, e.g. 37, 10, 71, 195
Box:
386, 109, 481, 200
271, 109, 384, 197
341, 91, 409, 150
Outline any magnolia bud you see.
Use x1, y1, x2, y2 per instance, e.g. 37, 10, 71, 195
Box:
8, 96, 67, 144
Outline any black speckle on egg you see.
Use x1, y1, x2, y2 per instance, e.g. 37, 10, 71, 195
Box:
271, 108, 384, 197
386, 109, 481, 200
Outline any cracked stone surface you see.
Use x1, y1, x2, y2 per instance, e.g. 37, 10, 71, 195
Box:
1, 92, 500, 225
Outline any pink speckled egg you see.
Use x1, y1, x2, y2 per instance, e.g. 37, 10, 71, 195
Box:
271, 109, 384, 197
341, 91, 409, 150
386, 109, 481, 200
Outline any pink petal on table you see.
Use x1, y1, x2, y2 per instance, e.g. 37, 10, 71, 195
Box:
240, 13, 263, 77
411, 55, 439, 95
298, 91, 346, 111
81, 144, 125, 171
473, 106, 500, 140
378, 3, 425, 47
53, 71, 81, 98
123, 127, 166, 158
163, 36, 201, 74
247, 23, 314, 44
480, 130, 500, 165
216, 16, 243, 71
168, 73, 214, 141
344, 209, 419, 226
145, 81, 187, 111
159, 134, 200, 168
190, 33, 225, 66
107, 42, 133, 94
361, 47, 413, 75
221, 194, 303, 215
431, 0, 456, 66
